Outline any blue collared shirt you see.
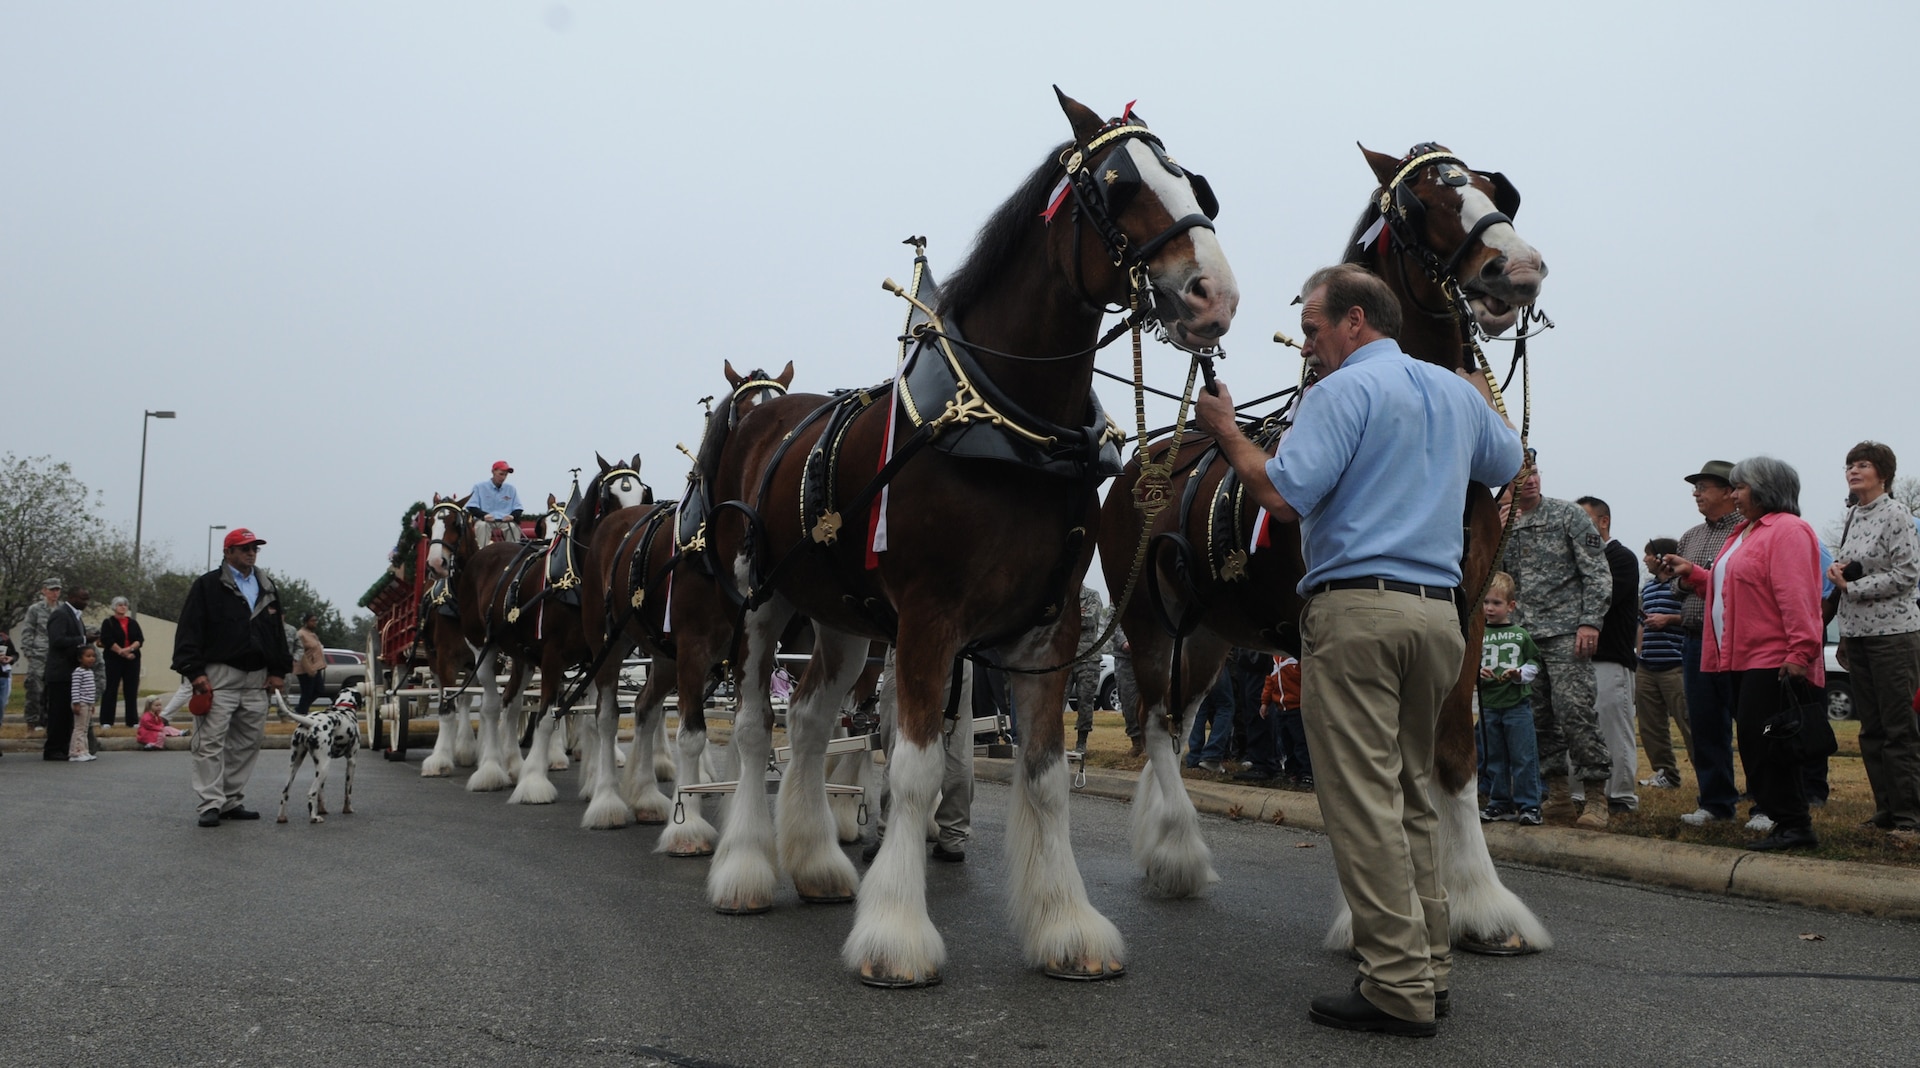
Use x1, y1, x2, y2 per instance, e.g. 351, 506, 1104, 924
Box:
469, 479, 522, 518
228, 564, 260, 611
1265, 339, 1523, 593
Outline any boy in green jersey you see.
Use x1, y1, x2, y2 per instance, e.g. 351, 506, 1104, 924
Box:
1479, 572, 1545, 825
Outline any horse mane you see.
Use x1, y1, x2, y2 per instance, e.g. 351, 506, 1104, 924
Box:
938, 141, 1072, 316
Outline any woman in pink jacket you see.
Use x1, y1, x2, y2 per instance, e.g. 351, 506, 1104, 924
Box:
1666, 456, 1825, 852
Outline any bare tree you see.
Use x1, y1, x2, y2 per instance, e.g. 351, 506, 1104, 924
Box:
0, 453, 105, 628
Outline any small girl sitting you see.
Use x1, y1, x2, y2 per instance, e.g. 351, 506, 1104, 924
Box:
136, 696, 186, 750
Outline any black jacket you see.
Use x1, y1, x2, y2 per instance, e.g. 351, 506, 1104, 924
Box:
172, 566, 293, 679
47, 603, 89, 678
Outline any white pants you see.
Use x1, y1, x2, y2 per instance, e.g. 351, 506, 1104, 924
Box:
1594, 662, 1639, 809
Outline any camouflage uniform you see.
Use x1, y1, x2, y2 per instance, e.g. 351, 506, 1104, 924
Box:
17, 596, 56, 729
1068, 585, 1104, 749
1500, 497, 1614, 785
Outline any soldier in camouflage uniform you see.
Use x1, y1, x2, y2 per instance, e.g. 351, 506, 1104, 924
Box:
16, 577, 63, 730
1068, 585, 1105, 754
1498, 454, 1615, 827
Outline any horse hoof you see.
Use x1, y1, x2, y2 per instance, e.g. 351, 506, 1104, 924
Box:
713, 901, 772, 916
665, 845, 715, 858
798, 892, 856, 905
858, 963, 940, 989
1044, 959, 1125, 982
1457, 932, 1541, 956
634, 815, 668, 826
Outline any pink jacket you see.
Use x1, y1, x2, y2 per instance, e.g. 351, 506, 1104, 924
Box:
1683, 511, 1825, 685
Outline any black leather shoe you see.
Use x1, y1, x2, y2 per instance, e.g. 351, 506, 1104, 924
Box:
1353, 975, 1447, 1019
1309, 989, 1435, 1037
220, 806, 262, 821
1747, 826, 1819, 852
197, 810, 223, 828
930, 844, 966, 863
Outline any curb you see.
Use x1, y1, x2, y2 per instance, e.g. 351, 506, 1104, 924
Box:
975, 758, 1920, 921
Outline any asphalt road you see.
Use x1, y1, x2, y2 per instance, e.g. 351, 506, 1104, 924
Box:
3, 750, 1917, 1067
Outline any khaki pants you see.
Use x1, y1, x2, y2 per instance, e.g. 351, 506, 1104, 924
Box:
190, 664, 270, 815
1634, 665, 1692, 780
1300, 587, 1463, 1024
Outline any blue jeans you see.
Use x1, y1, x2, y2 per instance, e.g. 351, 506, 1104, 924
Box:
1186, 671, 1235, 766
1276, 708, 1312, 778
1682, 634, 1741, 819
1480, 700, 1543, 810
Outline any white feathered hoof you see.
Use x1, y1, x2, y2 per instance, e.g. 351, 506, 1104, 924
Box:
1323, 902, 1359, 956
1128, 774, 1218, 899
843, 915, 945, 988
420, 753, 456, 778
582, 792, 634, 830
466, 761, 514, 793
791, 852, 860, 904
547, 755, 571, 772
507, 776, 559, 805
657, 817, 718, 857
707, 850, 778, 915
1026, 907, 1127, 982
630, 786, 673, 827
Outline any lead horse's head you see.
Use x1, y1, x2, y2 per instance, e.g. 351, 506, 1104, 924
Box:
1360, 142, 1546, 336
1047, 89, 1239, 352
593, 452, 652, 514
424, 494, 475, 580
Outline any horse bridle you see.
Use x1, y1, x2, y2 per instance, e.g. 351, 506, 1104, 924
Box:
1057, 120, 1219, 322
591, 465, 645, 521
1378, 144, 1521, 289
729, 374, 789, 428
425, 500, 473, 577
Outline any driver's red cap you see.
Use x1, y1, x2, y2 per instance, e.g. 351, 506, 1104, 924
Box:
492, 461, 513, 473
223, 528, 266, 549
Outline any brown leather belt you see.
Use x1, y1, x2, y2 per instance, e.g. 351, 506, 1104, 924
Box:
1310, 577, 1459, 604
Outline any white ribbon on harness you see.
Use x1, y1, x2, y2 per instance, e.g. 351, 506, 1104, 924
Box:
871, 377, 900, 555
663, 498, 679, 632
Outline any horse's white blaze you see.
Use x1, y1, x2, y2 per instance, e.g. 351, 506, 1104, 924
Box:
1456, 187, 1537, 268
1124, 140, 1239, 310
1129, 707, 1218, 898
607, 474, 647, 510
1008, 754, 1126, 972
843, 736, 946, 982
775, 628, 864, 901
706, 609, 781, 913
425, 513, 446, 576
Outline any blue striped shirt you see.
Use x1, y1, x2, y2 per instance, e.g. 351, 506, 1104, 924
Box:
1638, 578, 1685, 668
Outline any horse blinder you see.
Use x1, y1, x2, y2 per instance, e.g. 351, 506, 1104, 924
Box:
1477, 171, 1521, 218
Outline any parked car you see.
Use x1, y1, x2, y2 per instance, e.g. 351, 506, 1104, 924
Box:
319, 648, 369, 701
1823, 621, 1852, 721
1067, 655, 1118, 713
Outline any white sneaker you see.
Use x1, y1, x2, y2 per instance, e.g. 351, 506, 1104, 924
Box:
69, 753, 97, 763
1745, 813, 1776, 833
1680, 808, 1728, 827
1639, 771, 1681, 789
1198, 759, 1224, 774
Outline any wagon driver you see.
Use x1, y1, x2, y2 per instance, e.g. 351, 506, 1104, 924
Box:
468, 460, 524, 543
1195, 264, 1522, 1037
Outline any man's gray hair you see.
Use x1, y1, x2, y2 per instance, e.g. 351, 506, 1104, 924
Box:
1729, 455, 1802, 517
1302, 263, 1403, 339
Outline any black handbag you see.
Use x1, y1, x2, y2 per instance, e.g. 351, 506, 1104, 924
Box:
1765, 677, 1837, 760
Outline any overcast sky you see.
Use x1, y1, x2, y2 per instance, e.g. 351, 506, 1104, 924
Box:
4, 2, 1915, 619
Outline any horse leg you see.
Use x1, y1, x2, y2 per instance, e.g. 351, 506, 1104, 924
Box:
826, 738, 864, 845
843, 635, 951, 986
657, 653, 719, 857
652, 711, 675, 781
609, 680, 669, 826
1130, 631, 1223, 899
466, 650, 514, 792
421, 686, 460, 777
507, 709, 561, 805
548, 704, 573, 772
1002, 631, 1125, 981
707, 596, 787, 914
453, 695, 479, 768
777, 628, 865, 903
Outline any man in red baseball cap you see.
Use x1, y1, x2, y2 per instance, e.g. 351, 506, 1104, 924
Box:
172, 525, 292, 827
468, 461, 524, 543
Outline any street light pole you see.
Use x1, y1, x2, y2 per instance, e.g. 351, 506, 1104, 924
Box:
134, 409, 177, 583
207, 525, 227, 572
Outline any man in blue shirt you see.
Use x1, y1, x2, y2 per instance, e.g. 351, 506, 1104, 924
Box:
468, 460, 524, 543
1197, 264, 1521, 1037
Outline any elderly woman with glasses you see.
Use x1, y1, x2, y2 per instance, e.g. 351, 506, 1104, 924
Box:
99, 595, 146, 728
1828, 441, 1920, 844
1665, 456, 1826, 851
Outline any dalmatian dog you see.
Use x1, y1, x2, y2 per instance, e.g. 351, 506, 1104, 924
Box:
275, 689, 362, 825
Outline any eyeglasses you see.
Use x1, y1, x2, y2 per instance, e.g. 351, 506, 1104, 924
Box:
232, 545, 261, 553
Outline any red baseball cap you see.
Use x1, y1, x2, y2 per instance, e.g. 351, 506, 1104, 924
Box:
492, 461, 514, 473
223, 527, 267, 550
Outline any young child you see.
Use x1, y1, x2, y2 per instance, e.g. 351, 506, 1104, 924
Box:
70, 646, 100, 762
136, 696, 185, 750
1477, 572, 1542, 824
